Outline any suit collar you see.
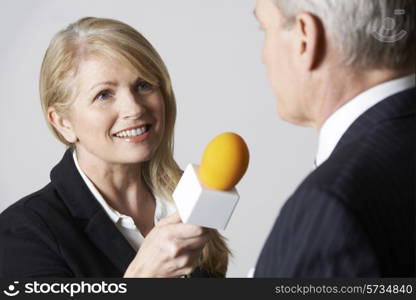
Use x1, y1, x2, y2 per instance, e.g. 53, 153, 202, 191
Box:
316, 75, 415, 167
333, 87, 416, 154
50, 148, 98, 219
85, 209, 136, 273
50, 148, 136, 274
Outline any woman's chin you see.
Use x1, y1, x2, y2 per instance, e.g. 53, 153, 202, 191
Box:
114, 152, 153, 165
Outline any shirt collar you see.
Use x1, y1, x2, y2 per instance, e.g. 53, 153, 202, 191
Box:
72, 150, 173, 228
316, 73, 415, 167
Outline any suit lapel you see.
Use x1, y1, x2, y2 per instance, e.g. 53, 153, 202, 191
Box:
85, 209, 136, 274
50, 148, 136, 274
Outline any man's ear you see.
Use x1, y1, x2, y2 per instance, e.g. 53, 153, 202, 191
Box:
47, 107, 78, 143
294, 12, 326, 71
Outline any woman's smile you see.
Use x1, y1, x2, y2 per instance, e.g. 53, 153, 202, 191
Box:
62, 56, 165, 164
113, 124, 152, 143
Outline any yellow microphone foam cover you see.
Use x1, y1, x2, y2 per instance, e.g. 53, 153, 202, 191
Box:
198, 132, 249, 190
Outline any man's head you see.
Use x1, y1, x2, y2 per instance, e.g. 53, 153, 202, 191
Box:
254, 0, 415, 129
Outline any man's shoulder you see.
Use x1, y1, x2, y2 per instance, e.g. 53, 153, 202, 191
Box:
296, 115, 414, 209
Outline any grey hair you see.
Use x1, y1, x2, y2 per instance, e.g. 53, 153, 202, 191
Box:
272, 0, 415, 70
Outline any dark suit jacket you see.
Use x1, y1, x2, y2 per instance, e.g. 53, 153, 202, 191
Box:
0, 149, 210, 277
255, 87, 415, 277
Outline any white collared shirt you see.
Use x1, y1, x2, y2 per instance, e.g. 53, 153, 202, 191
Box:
315, 74, 415, 167
72, 150, 177, 251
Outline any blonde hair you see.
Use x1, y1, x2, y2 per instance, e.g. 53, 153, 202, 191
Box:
39, 17, 230, 277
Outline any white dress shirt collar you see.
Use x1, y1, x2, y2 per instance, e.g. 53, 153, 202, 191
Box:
316, 74, 415, 167
72, 150, 175, 228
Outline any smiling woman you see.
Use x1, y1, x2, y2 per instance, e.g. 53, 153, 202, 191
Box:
0, 17, 229, 278
47, 55, 165, 165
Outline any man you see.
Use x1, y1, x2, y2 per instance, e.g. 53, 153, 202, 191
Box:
253, 0, 415, 277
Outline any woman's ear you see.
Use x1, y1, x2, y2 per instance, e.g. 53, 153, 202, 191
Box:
47, 107, 78, 143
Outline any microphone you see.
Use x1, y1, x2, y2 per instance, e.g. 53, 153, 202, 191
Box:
173, 132, 249, 230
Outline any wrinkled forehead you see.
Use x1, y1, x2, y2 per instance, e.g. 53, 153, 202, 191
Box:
254, 0, 287, 27
64, 47, 159, 100
76, 54, 138, 83
62, 54, 132, 99
74, 41, 159, 83
254, 0, 269, 18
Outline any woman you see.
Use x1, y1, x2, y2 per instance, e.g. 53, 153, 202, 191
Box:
0, 17, 229, 277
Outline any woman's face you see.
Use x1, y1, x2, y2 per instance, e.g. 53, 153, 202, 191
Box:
64, 55, 165, 165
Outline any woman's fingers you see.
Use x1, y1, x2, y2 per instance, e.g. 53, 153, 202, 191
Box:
165, 230, 208, 258
177, 234, 209, 252
157, 212, 182, 226
170, 249, 204, 278
124, 212, 209, 278
168, 223, 207, 239
158, 212, 207, 239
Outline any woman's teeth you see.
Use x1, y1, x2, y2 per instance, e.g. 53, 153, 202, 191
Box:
115, 126, 148, 138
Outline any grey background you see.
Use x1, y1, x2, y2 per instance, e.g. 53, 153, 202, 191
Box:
0, 0, 316, 277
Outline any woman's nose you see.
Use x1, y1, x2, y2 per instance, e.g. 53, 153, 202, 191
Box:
119, 91, 146, 120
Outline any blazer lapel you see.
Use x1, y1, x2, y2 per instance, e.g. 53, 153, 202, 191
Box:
50, 148, 136, 274
84, 209, 136, 274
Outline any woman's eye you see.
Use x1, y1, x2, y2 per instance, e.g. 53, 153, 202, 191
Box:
136, 81, 154, 94
95, 90, 112, 101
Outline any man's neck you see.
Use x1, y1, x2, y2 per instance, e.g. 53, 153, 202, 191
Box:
314, 68, 414, 131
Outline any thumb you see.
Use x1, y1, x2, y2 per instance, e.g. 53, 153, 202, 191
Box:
157, 212, 183, 226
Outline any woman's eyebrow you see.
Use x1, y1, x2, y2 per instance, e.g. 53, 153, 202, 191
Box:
90, 81, 118, 91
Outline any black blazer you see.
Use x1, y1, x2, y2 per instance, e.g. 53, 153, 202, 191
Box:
0, 149, 210, 277
255, 87, 415, 277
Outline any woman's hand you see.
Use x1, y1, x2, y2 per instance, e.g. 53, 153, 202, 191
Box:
123, 212, 208, 278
